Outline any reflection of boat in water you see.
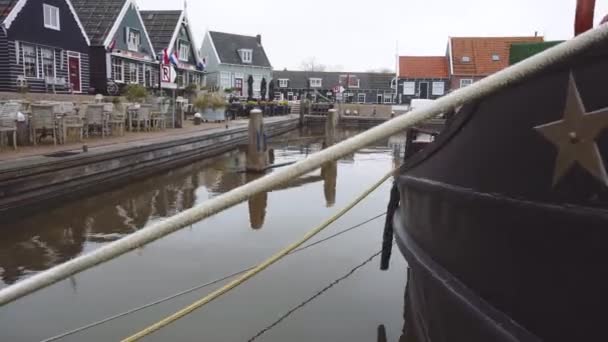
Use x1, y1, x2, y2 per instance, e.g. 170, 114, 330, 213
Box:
387, 4, 608, 341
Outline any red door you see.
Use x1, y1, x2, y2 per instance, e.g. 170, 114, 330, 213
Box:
68, 57, 81, 93
234, 78, 243, 96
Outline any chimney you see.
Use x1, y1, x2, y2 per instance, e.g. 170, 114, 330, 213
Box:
256, 34, 261, 44
534, 31, 538, 37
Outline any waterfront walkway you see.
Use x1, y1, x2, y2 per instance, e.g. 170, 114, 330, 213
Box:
0, 116, 297, 170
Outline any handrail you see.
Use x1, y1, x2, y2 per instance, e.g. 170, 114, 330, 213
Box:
1, 24, 607, 307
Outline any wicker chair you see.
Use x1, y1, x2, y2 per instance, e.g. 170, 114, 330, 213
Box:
108, 104, 126, 136
150, 104, 166, 131
0, 103, 19, 150
85, 104, 108, 138
30, 104, 58, 146
134, 105, 151, 132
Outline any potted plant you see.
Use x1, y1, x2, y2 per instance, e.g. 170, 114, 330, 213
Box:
194, 92, 227, 122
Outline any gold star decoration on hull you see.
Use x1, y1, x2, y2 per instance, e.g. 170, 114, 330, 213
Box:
534, 73, 608, 187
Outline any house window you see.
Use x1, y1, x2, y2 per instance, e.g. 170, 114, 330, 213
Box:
309, 78, 322, 88
461, 56, 471, 63
287, 92, 294, 101
384, 94, 393, 104
22, 44, 37, 78
278, 79, 289, 88
178, 40, 190, 62
460, 79, 473, 88
112, 58, 123, 82
220, 71, 231, 89
492, 54, 500, 61
239, 49, 252, 64
339, 75, 360, 88
126, 28, 141, 52
357, 93, 366, 103
432, 82, 445, 95
402, 81, 415, 95
41, 48, 54, 78
43, 4, 60, 30
127, 62, 138, 83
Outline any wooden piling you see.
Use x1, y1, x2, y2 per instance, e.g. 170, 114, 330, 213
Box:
246, 109, 268, 172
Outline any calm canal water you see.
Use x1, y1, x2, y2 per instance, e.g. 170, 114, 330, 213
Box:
0, 126, 409, 342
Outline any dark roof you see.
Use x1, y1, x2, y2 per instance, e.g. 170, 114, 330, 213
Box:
273, 70, 395, 90
141, 10, 181, 53
209, 31, 271, 68
72, 0, 126, 46
0, 0, 17, 24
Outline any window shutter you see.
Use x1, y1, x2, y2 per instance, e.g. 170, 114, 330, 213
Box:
15, 41, 19, 64
124, 27, 129, 44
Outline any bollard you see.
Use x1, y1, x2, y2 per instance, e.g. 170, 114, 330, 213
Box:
246, 109, 268, 172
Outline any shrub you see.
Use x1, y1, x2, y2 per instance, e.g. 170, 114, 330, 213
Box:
194, 92, 226, 111
123, 84, 148, 103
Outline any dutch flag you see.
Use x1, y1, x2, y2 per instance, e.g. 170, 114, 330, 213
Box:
169, 51, 179, 67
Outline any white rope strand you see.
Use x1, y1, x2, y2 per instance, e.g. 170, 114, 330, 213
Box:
1, 25, 607, 307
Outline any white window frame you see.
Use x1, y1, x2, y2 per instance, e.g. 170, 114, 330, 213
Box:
41, 47, 55, 78
112, 58, 124, 82
309, 78, 322, 88
239, 49, 252, 64
357, 93, 366, 103
178, 40, 190, 62
460, 79, 473, 88
278, 79, 289, 88
402, 81, 415, 95
461, 56, 471, 63
492, 54, 500, 61
43, 4, 60, 31
128, 62, 139, 84
126, 28, 141, 52
384, 94, 393, 104
220, 71, 231, 89
22, 43, 38, 78
432, 82, 445, 96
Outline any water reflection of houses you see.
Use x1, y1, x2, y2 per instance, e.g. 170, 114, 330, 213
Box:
0, 140, 345, 285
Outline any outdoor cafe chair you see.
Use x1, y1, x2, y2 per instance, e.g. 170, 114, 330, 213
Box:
30, 104, 58, 146
85, 104, 108, 138
0, 103, 19, 150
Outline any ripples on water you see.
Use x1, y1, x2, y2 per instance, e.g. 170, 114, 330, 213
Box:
0, 126, 411, 342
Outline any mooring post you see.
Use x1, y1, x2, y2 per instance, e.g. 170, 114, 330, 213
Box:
247, 108, 268, 172
325, 109, 338, 146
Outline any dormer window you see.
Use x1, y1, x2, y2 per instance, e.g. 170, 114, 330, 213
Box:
126, 28, 141, 52
492, 54, 500, 61
239, 49, 253, 64
43, 4, 60, 31
461, 56, 471, 63
178, 40, 190, 61
278, 79, 289, 88
309, 78, 322, 88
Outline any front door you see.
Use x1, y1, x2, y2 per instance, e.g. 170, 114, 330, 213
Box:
419, 82, 429, 99
234, 78, 243, 96
68, 56, 81, 93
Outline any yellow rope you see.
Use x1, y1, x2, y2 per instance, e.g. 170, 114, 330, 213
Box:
121, 168, 396, 342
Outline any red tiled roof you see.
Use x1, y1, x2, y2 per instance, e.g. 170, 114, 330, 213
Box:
450, 36, 544, 76
399, 56, 449, 78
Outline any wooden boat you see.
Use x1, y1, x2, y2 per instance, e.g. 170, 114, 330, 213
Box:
386, 1, 608, 340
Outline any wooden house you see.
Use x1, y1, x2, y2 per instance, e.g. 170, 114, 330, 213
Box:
0, 0, 91, 93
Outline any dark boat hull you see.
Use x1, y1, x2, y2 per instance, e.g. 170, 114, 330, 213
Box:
392, 35, 608, 341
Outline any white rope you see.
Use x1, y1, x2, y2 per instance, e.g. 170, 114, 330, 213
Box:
1, 26, 607, 307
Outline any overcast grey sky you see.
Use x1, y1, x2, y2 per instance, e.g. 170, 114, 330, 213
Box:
139, 0, 608, 72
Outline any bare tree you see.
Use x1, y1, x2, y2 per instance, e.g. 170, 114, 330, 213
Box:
366, 67, 394, 73
299, 57, 327, 72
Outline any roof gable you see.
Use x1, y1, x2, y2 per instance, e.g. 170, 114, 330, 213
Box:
72, 0, 126, 45
208, 31, 271, 68
141, 10, 181, 53
399, 56, 448, 79
450, 36, 544, 76
1, 0, 90, 45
